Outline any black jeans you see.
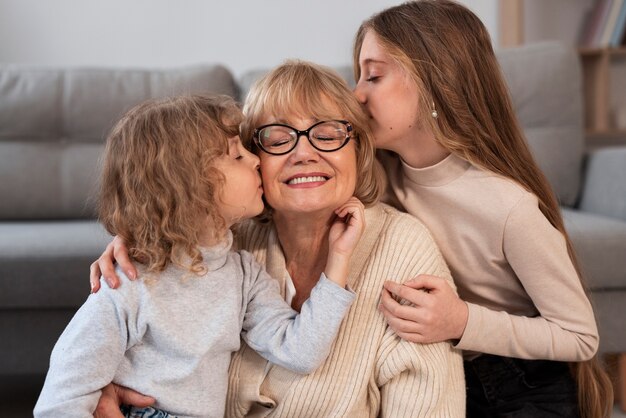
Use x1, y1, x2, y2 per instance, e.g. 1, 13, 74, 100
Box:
464, 354, 579, 418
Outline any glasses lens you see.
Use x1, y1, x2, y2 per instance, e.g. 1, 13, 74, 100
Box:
258, 126, 297, 154
310, 121, 349, 151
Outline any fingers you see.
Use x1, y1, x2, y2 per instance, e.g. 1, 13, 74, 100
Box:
98, 241, 121, 289
379, 297, 421, 332
90, 261, 102, 293
93, 384, 125, 418
112, 236, 137, 280
335, 197, 364, 219
383, 280, 430, 307
380, 287, 423, 320
335, 197, 366, 232
98, 236, 138, 289
380, 277, 468, 343
404, 274, 446, 290
379, 298, 427, 344
93, 384, 155, 418
115, 385, 155, 408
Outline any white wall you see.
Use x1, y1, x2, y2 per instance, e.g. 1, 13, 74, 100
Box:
524, 0, 594, 45
0, 0, 498, 77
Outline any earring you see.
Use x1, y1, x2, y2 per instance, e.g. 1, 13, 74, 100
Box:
431, 101, 438, 119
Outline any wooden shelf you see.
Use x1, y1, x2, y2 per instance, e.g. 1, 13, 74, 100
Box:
579, 46, 626, 56
585, 133, 626, 150
586, 129, 626, 138
498, 0, 626, 146
579, 47, 626, 134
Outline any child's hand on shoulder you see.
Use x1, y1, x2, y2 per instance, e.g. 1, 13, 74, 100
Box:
325, 197, 365, 288
328, 197, 366, 257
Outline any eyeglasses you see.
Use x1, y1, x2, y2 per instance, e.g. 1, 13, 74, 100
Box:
253, 120, 353, 156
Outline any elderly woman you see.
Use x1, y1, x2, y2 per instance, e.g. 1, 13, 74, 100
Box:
89, 61, 465, 417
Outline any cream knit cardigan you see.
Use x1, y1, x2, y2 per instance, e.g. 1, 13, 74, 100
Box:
226, 203, 465, 418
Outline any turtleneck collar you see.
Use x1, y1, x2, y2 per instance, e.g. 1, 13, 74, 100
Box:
401, 153, 471, 187
197, 229, 233, 271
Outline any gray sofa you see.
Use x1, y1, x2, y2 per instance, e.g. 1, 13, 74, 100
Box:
0, 65, 240, 374
1, 42, 625, 403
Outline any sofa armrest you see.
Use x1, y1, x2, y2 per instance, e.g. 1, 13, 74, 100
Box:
578, 146, 626, 221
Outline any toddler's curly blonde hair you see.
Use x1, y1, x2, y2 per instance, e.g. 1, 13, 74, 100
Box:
98, 94, 242, 275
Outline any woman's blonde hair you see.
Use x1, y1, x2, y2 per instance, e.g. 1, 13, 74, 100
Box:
99, 94, 242, 275
354, 1, 613, 416
241, 60, 386, 214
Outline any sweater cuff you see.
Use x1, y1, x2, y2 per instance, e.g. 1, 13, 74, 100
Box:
453, 302, 483, 351
314, 273, 356, 306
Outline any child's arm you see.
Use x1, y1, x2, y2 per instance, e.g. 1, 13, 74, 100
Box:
34, 279, 137, 417
240, 198, 365, 374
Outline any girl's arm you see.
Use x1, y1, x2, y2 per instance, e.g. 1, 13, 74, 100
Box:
382, 194, 598, 361
34, 282, 137, 417
456, 194, 598, 360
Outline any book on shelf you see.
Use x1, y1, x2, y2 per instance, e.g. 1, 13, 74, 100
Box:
610, 0, 626, 46
600, 0, 623, 46
580, 0, 626, 48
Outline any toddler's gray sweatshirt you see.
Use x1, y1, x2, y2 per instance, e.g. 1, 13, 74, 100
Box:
34, 232, 355, 417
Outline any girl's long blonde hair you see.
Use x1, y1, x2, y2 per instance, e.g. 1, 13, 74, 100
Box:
354, 1, 613, 416
99, 95, 241, 275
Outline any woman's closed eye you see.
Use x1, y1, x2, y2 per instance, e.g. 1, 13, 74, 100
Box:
270, 138, 292, 147
365, 75, 380, 83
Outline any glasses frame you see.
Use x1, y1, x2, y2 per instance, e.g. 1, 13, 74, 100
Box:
253, 120, 353, 156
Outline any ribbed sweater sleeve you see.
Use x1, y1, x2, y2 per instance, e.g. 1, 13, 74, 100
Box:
377, 331, 465, 417
373, 214, 465, 417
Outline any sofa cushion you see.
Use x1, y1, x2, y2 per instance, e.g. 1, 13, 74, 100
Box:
496, 42, 584, 208
0, 221, 113, 309
578, 147, 626, 221
0, 64, 239, 220
563, 208, 626, 290
589, 290, 626, 353
0, 309, 78, 374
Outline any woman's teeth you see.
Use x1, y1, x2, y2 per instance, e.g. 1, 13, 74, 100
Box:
288, 176, 327, 185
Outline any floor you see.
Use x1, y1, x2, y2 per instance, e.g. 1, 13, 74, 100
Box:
4, 375, 626, 417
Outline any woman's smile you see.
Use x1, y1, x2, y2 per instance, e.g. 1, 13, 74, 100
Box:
285, 172, 331, 187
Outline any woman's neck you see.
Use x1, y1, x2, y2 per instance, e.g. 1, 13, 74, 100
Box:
273, 210, 332, 310
395, 127, 450, 169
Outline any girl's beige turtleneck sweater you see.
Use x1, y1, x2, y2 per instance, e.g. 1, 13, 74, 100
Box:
380, 151, 598, 361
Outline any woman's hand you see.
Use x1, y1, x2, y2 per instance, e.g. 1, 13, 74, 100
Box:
89, 236, 138, 293
93, 383, 155, 418
380, 275, 469, 344
325, 197, 366, 287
